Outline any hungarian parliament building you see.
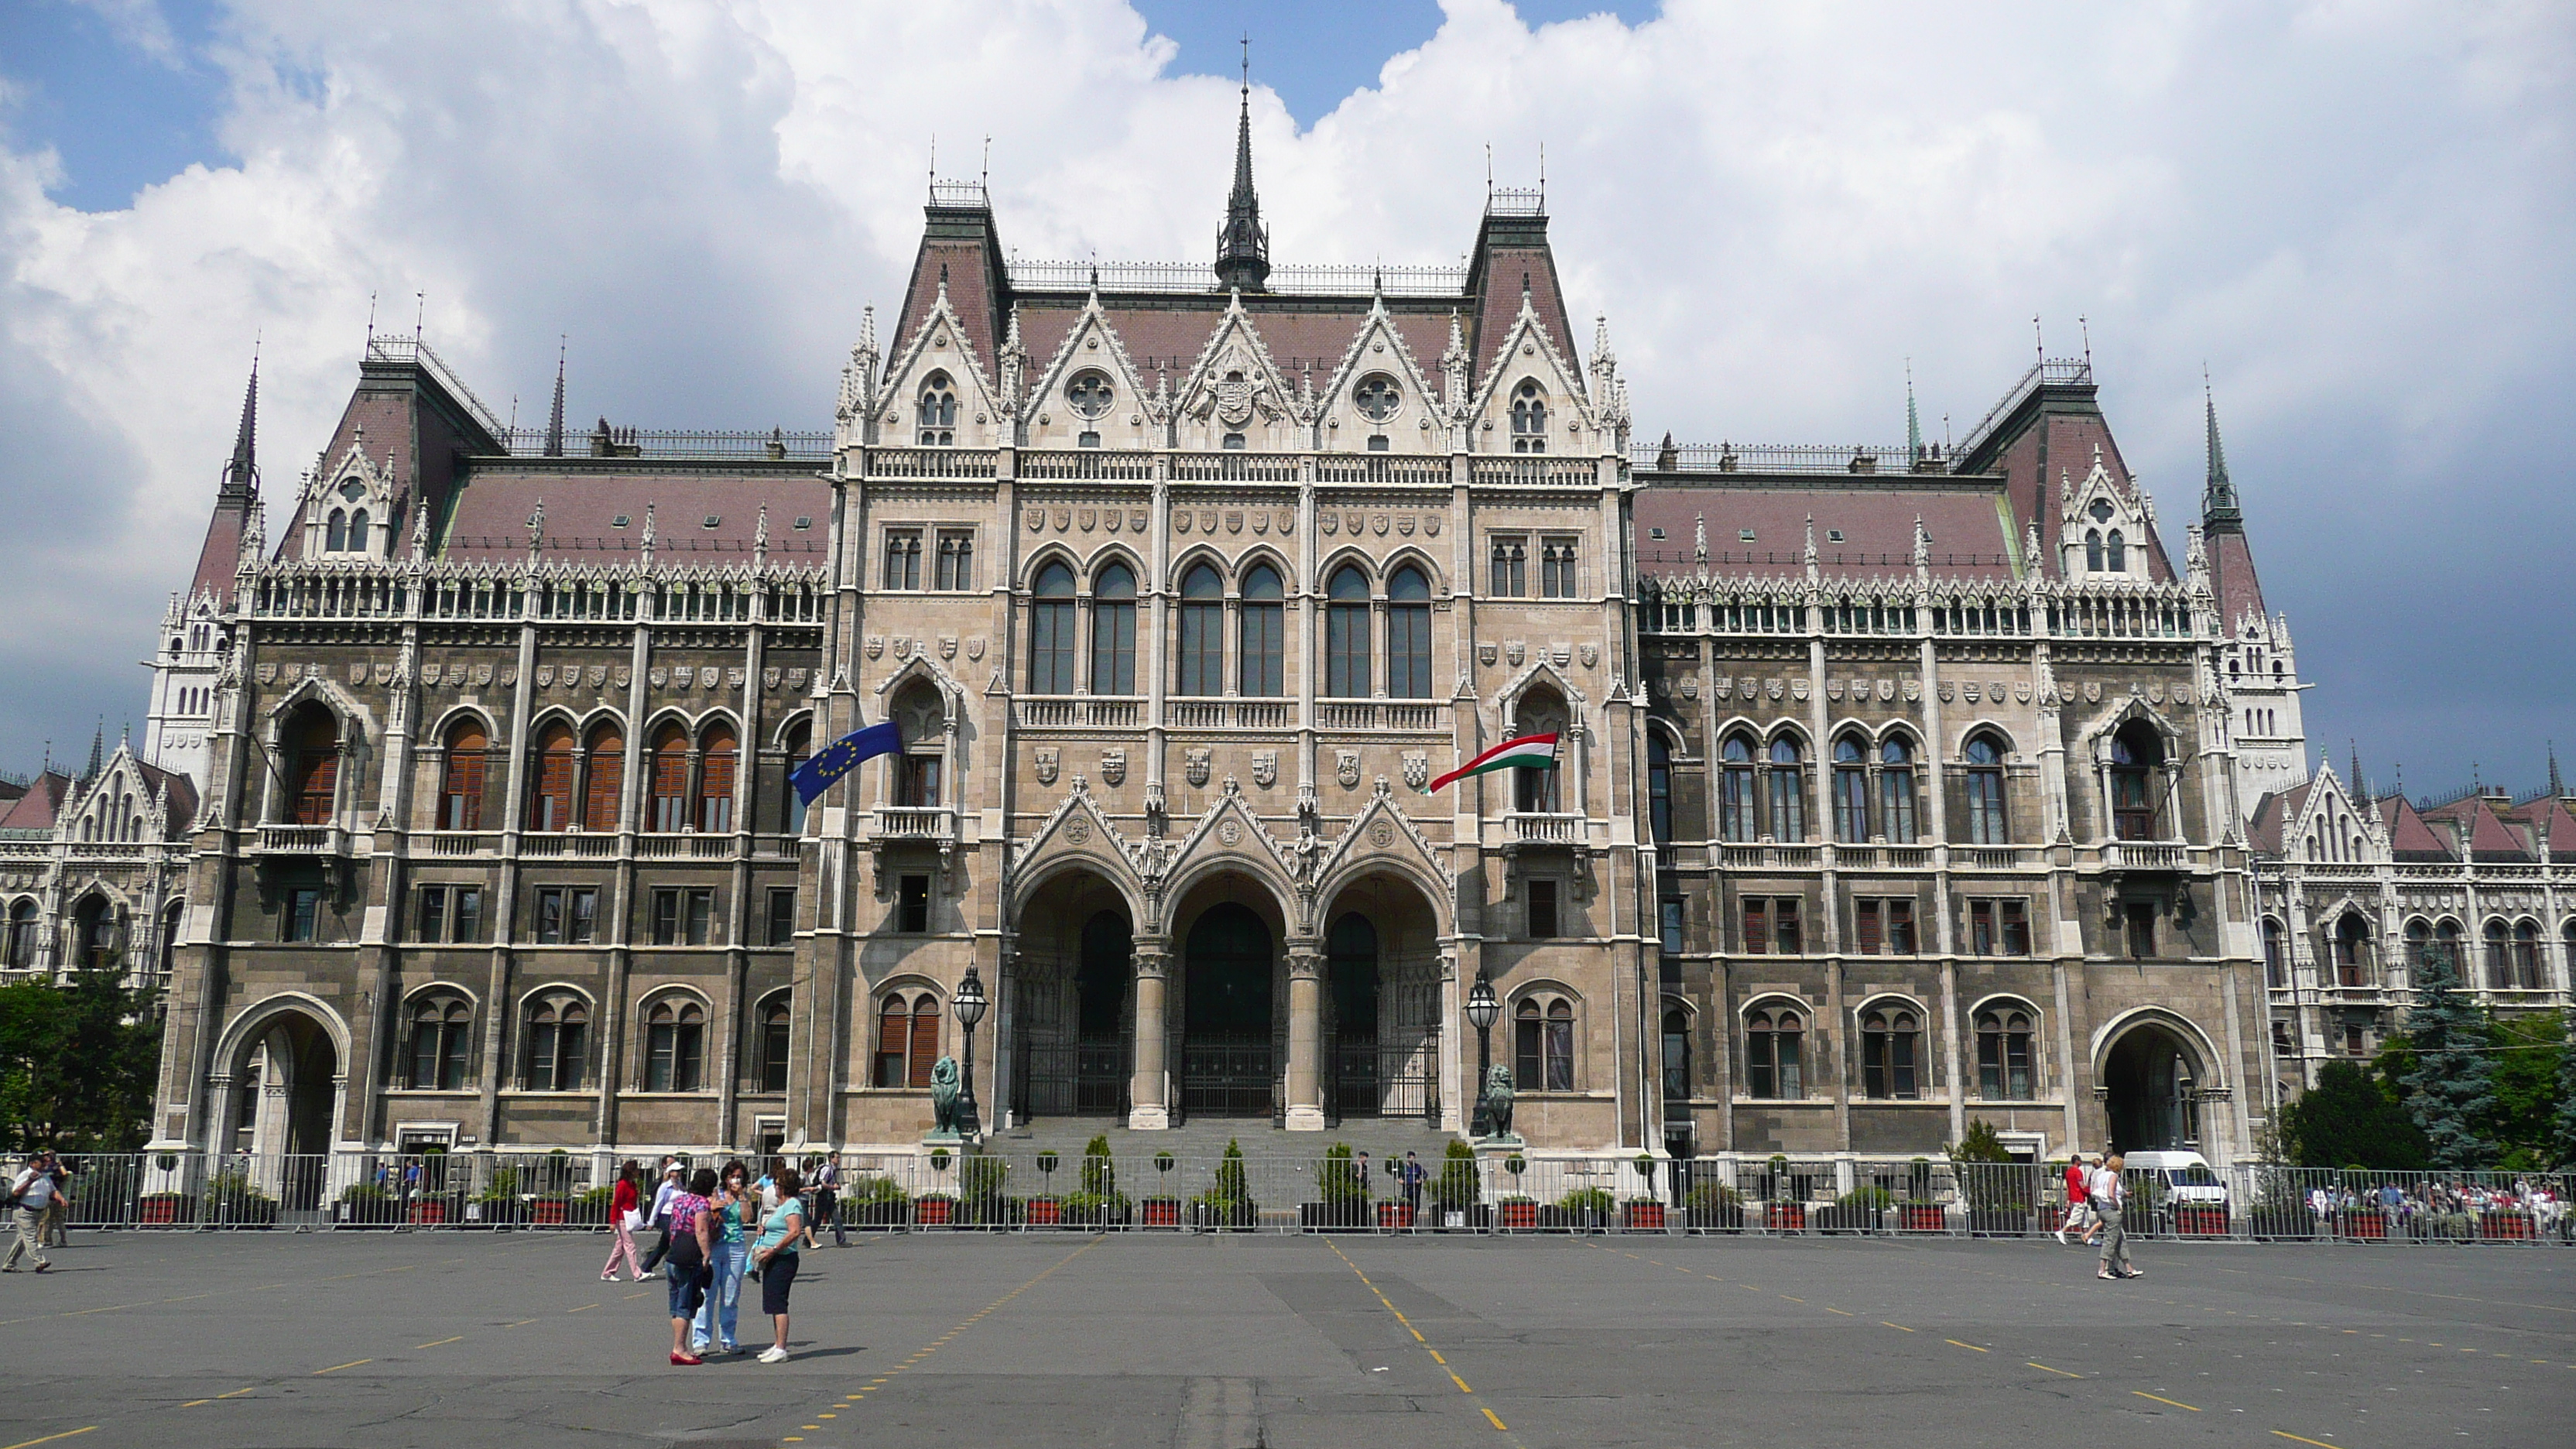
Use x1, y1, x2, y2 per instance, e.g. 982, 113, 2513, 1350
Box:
5, 109, 2568, 1178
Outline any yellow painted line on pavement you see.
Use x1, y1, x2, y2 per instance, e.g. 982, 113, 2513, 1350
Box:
567, 1302, 599, 1313
2132, 1392, 2199, 1412
1483, 1407, 1510, 1431
1883, 1322, 1915, 1331
1821, 1307, 1854, 1316
1945, 1339, 1989, 1352
2026, 1362, 2083, 1379
416, 1336, 464, 1348
2271, 1434, 2337, 1447
313, 1359, 371, 1375
0, 1429, 97, 1449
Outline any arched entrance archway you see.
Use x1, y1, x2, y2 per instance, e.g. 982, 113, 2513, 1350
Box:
228, 1009, 341, 1210
1074, 910, 1133, 1112
1007, 868, 1136, 1124
1318, 872, 1444, 1123
2102, 1022, 2203, 1153
1180, 900, 1276, 1117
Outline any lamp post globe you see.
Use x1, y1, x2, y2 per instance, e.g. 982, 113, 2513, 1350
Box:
953, 964, 988, 1138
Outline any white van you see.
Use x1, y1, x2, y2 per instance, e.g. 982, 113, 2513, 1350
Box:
2122, 1150, 2228, 1206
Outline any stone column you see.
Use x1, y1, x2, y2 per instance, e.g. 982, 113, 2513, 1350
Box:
1284, 940, 1325, 1130
1129, 941, 1171, 1129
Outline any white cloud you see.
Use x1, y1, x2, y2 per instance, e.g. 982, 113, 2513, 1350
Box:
1, 0, 2569, 783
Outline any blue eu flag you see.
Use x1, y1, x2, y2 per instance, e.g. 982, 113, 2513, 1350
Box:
790, 720, 902, 805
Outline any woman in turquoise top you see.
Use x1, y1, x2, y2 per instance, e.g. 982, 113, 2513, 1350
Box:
691, 1160, 752, 1355
748, 1166, 807, 1364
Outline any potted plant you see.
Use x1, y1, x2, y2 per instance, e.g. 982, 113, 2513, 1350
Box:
1142, 1150, 1183, 1228
1948, 1121, 2031, 1235
204, 1169, 279, 1228
1191, 1139, 1257, 1230
1622, 1154, 1665, 1230
1303, 1142, 1371, 1231
139, 1190, 195, 1226
574, 1183, 618, 1228
1819, 1185, 1891, 1234
1898, 1158, 1946, 1231
1551, 1185, 1615, 1231
960, 1155, 1010, 1225
1498, 1195, 1540, 1231
471, 1166, 525, 1226
847, 1175, 911, 1228
1067, 1136, 1129, 1227
1683, 1182, 1743, 1231
913, 1191, 957, 1228
1431, 1142, 1482, 1229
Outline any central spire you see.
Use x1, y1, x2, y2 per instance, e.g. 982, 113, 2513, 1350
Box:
221, 350, 259, 504
2202, 376, 2242, 532
1214, 37, 1270, 293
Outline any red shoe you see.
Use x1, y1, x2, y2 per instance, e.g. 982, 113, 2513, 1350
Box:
670, 1351, 703, 1365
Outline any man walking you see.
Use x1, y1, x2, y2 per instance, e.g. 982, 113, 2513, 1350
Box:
1396, 1152, 1427, 1227
36, 1155, 72, 1249
812, 1153, 846, 1248
5, 1155, 58, 1273
2056, 1154, 2094, 1245
2091, 1153, 2139, 1281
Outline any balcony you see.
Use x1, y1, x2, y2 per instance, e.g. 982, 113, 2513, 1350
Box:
636, 834, 734, 860
519, 831, 618, 859
2102, 841, 2187, 872
862, 447, 997, 479
872, 807, 957, 843
1507, 813, 1584, 847
1837, 844, 1933, 871
1720, 843, 1821, 870
1317, 701, 1444, 731
419, 831, 499, 858
1953, 845, 2039, 871
255, 824, 347, 856
1016, 697, 1142, 728
1018, 449, 1156, 481
1168, 698, 1295, 730
1468, 457, 1599, 487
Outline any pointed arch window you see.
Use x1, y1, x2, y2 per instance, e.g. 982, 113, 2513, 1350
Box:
4, 901, 36, 968
1746, 1006, 1804, 1098
1238, 564, 1283, 697
781, 718, 813, 835
916, 372, 957, 447
522, 994, 588, 1091
285, 710, 340, 827
1325, 565, 1371, 697
1173, 563, 1219, 695
1646, 731, 1673, 844
643, 997, 707, 1091
1029, 561, 1076, 694
1879, 737, 1918, 843
347, 509, 369, 551
1963, 733, 2009, 844
1513, 998, 1575, 1092
1388, 565, 1431, 698
1509, 380, 1547, 453
2331, 914, 2370, 988
438, 718, 488, 831
1660, 1005, 1690, 1100
696, 723, 736, 833
2483, 919, 2510, 988
1091, 561, 1139, 695
326, 510, 348, 552
755, 994, 793, 1093
1860, 1005, 1920, 1099
2109, 723, 2162, 841
2510, 920, 2540, 989
875, 991, 940, 1088
2265, 917, 2290, 988
1975, 1007, 2036, 1100
2084, 529, 2104, 571
648, 724, 690, 832
1719, 734, 1757, 842
1832, 735, 1869, 842
1766, 736, 1806, 841
526, 721, 576, 831
580, 721, 625, 833
407, 994, 473, 1091
2105, 529, 2126, 571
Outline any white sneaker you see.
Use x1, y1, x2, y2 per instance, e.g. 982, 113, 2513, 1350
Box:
758, 1346, 790, 1364
2054, 1228, 2067, 1245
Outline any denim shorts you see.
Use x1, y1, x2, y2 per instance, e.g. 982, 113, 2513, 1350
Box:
759, 1251, 799, 1317
666, 1258, 707, 1318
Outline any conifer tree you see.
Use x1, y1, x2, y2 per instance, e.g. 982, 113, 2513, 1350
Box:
2554, 1013, 2576, 1171
2400, 943, 2497, 1172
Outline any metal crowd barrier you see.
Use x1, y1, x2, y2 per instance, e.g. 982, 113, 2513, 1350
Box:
9, 1151, 2570, 1242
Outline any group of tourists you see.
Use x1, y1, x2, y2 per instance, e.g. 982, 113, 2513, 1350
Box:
605, 1151, 849, 1365
2054, 1152, 2143, 1280
5, 1152, 75, 1273
2308, 1176, 2567, 1234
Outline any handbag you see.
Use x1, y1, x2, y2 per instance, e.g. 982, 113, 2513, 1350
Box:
622, 1207, 645, 1232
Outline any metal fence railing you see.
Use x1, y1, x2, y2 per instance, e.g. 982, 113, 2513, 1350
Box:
9, 1151, 2571, 1242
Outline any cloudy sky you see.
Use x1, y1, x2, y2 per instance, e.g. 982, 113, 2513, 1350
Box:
2, 0, 2568, 800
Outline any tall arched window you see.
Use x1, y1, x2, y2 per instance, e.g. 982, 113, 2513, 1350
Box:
916, 372, 957, 446
2084, 529, 2104, 571
1325, 565, 1371, 697
2332, 914, 2370, 988
526, 721, 575, 830
2105, 529, 2126, 571
5, 900, 36, 968
648, 724, 690, 832
1509, 380, 1547, 453
1661, 1005, 1690, 1101
1173, 563, 1219, 695
1974, 1006, 2035, 1099
580, 721, 625, 833
2109, 723, 2161, 841
781, 718, 813, 835
1832, 735, 1869, 842
1091, 561, 1139, 694
1766, 737, 1806, 841
522, 994, 588, 1091
1388, 565, 1431, 698
347, 508, 369, 550
873, 992, 940, 1088
696, 723, 736, 833
326, 509, 348, 553
1879, 737, 1918, 843
2434, 919, 2464, 978
1646, 732, 1673, 844
2265, 918, 2290, 988
1719, 735, 1757, 842
1513, 998, 1574, 1091
1029, 561, 1076, 694
2512, 920, 2541, 988
1963, 733, 2008, 844
755, 994, 793, 1093
643, 997, 706, 1091
438, 718, 488, 831
284, 709, 340, 826
1746, 1006, 1804, 1098
1860, 1005, 1920, 1099
1238, 564, 1283, 696
407, 995, 472, 1091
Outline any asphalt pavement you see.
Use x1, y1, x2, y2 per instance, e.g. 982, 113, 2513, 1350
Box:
2, 1226, 2570, 1447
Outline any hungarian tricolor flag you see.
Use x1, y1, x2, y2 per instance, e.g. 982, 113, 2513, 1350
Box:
1425, 732, 1560, 793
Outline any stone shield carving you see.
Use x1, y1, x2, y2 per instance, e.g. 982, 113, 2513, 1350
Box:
1903, 680, 1921, 701
892, 637, 913, 659
1402, 752, 1429, 791
1077, 509, 1095, 532
1277, 511, 1295, 535
1185, 748, 1211, 787
1961, 681, 1980, 704
1879, 680, 1897, 702
1506, 642, 1526, 666
966, 638, 985, 661
618, 666, 635, 688
1827, 680, 1844, 701
1105, 509, 1123, 533
1579, 643, 1598, 670
1174, 510, 1194, 534
257, 663, 277, 685
1252, 750, 1278, 789
1198, 510, 1217, 533
1766, 679, 1784, 701
1132, 511, 1149, 533
786, 668, 807, 689
1396, 516, 1414, 536
1713, 677, 1732, 700
1026, 508, 1044, 532
2083, 681, 2102, 704
497, 666, 515, 687
1790, 679, 1810, 701
1371, 514, 1389, 536
1422, 516, 1440, 537
348, 662, 368, 684
1549, 643, 1570, 668
1319, 514, 1338, 536
1937, 681, 1954, 702
1335, 750, 1362, 790
423, 663, 443, 686
1053, 509, 1071, 532
726, 668, 744, 689
1225, 511, 1242, 534
586, 665, 607, 689
940, 635, 957, 660
1679, 677, 1700, 699
1034, 747, 1060, 786
675, 666, 696, 688
1101, 748, 1125, 786
865, 635, 885, 659
763, 666, 781, 690
1478, 642, 1497, 667
2014, 682, 2032, 704
1343, 512, 1364, 536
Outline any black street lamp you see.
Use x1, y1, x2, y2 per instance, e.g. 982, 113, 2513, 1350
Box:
1465, 970, 1499, 1138
953, 964, 988, 1140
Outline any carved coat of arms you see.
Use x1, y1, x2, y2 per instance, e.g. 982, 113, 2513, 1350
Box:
1402, 752, 1429, 791
763, 667, 781, 690
1478, 642, 1498, 667
940, 635, 957, 660
865, 635, 884, 659
1185, 748, 1211, 787
1215, 375, 1255, 426
423, 663, 443, 686
1100, 748, 1125, 786
1252, 750, 1277, 789
1336, 750, 1362, 790
1506, 642, 1526, 667
965, 638, 985, 661
1034, 748, 1060, 786
1578, 643, 1598, 670
586, 665, 606, 688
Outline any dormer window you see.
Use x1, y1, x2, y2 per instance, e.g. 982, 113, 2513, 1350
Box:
1510, 380, 1547, 454
916, 372, 957, 447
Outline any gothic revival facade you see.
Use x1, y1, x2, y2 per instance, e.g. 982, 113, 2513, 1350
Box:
81, 106, 2564, 1181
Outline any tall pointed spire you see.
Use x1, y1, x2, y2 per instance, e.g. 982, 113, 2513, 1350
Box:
84, 718, 104, 784
1905, 360, 1923, 464
2202, 373, 2242, 531
544, 337, 567, 457
221, 350, 259, 505
1213, 37, 1270, 293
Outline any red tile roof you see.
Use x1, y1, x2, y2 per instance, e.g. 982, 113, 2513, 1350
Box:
434, 464, 832, 569
1633, 481, 2021, 584
0, 772, 70, 831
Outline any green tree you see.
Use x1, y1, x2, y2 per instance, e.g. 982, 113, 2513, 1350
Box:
2400, 945, 2497, 1172
2554, 1014, 2576, 1170
2280, 1060, 2427, 1170
2480, 1009, 2565, 1171
0, 962, 163, 1151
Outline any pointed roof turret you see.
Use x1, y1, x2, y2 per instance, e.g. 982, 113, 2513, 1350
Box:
544, 338, 567, 457
2202, 377, 2242, 531
84, 718, 104, 784
2197, 378, 2269, 632
1905, 361, 1923, 465
221, 353, 259, 505
1213, 43, 1271, 293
